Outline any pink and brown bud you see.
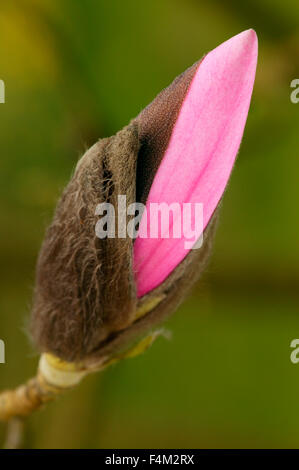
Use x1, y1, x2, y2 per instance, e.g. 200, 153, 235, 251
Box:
31, 30, 258, 363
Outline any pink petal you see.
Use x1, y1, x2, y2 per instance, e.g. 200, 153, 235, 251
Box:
134, 29, 258, 297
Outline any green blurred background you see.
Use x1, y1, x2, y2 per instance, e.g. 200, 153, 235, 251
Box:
0, 0, 299, 449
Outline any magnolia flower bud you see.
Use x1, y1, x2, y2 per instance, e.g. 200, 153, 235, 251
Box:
31, 30, 258, 363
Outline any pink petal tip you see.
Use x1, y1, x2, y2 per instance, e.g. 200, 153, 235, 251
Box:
134, 29, 258, 297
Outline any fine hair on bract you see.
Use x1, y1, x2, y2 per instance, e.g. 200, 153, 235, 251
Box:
31, 30, 258, 363
31, 120, 218, 362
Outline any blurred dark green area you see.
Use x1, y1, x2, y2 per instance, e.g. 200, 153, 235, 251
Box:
0, 0, 299, 449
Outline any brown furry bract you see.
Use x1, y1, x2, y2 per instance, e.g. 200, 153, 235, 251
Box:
31, 59, 218, 362
31, 124, 139, 361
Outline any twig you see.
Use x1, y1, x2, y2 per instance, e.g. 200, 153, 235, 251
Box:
0, 330, 161, 446
3, 418, 24, 449
0, 355, 88, 422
